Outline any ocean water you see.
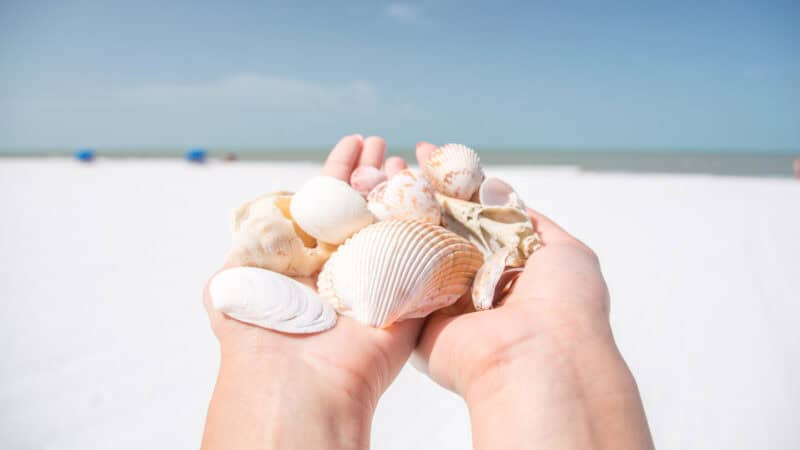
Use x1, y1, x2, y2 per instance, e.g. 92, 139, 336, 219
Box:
1, 149, 798, 178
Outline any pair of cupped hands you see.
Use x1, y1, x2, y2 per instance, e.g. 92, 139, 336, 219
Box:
202, 135, 653, 450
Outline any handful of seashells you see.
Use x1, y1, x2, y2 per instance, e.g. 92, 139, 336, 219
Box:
209, 144, 542, 334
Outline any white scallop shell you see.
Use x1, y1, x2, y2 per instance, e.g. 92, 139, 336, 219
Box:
350, 166, 388, 196
366, 169, 441, 224
290, 175, 374, 245
317, 220, 483, 327
210, 267, 337, 334
423, 144, 485, 200
229, 192, 335, 276
478, 177, 525, 209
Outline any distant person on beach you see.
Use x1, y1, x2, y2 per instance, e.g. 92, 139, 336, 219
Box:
200, 135, 655, 450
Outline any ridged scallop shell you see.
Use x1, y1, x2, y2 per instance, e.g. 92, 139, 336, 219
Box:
229, 192, 335, 276
423, 144, 485, 200
350, 166, 387, 196
317, 220, 483, 327
210, 267, 337, 334
290, 175, 374, 245
366, 169, 441, 224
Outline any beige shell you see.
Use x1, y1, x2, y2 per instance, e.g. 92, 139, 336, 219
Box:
350, 166, 388, 196
290, 175, 374, 245
317, 220, 483, 327
229, 192, 335, 276
437, 193, 541, 265
472, 246, 524, 310
366, 169, 441, 224
210, 267, 336, 334
423, 144, 485, 200
478, 177, 525, 209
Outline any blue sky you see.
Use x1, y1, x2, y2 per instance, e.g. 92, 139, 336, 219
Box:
0, 0, 797, 151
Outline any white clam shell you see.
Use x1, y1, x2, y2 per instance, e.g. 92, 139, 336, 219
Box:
210, 267, 337, 334
290, 175, 374, 245
423, 144, 485, 200
317, 220, 483, 328
350, 166, 388, 196
366, 169, 441, 224
478, 177, 525, 209
229, 192, 334, 276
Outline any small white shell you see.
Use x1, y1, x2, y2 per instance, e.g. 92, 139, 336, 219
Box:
366, 169, 441, 224
210, 267, 337, 334
290, 176, 374, 245
229, 192, 334, 276
318, 220, 483, 327
479, 177, 525, 209
350, 166, 388, 196
423, 144, 484, 200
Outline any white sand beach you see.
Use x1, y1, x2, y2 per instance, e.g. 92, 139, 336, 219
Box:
1, 158, 798, 449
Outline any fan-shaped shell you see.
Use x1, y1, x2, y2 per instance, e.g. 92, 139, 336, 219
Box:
210, 267, 337, 334
423, 144, 485, 200
317, 220, 483, 327
366, 169, 441, 224
350, 166, 387, 196
229, 192, 335, 276
290, 175, 374, 245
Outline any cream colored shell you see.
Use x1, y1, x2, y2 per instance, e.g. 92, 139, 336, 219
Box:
290, 175, 374, 245
229, 192, 335, 276
210, 267, 336, 334
350, 166, 387, 196
423, 144, 485, 200
317, 220, 483, 327
366, 169, 441, 224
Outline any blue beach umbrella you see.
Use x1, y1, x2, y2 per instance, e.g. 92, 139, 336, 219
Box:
186, 148, 207, 163
74, 148, 96, 162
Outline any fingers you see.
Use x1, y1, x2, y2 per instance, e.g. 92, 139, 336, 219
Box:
384, 156, 408, 178
323, 135, 364, 181
415, 141, 437, 166
358, 136, 386, 169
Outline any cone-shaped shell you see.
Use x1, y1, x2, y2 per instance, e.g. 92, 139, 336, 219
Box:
210, 267, 337, 334
229, 192, 335, 276
318, 220, 483, 327
423, 144, 484, 200
367, 169, 441, 224
290, 176, 374, 245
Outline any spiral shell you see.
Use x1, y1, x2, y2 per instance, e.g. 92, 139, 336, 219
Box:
317, 220, 483, 327
366, 169, 441, 224
423, 144, 484, 200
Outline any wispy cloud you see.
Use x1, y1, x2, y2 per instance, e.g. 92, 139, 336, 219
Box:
385, 3, 419, 22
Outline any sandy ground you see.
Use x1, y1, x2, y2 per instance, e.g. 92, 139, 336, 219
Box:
1, 158, 798, 449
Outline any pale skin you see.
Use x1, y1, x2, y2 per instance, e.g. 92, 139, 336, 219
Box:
201, 135, 655, 450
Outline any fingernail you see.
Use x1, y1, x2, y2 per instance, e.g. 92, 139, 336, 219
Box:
353, 134, 364, 141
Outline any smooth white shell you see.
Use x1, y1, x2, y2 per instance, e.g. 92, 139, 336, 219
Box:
317, 220, 483, 327
479, 177, 525, 209
210, 267, 337, 334
366, 169, 441, 224
290, 176, 374, 245
423, 144, 484, 200
350, 166, 388, 196
229, 192, 334, 276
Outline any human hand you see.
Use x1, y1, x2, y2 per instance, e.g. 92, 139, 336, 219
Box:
411, 142, 654, 450
201, 135, 422, 450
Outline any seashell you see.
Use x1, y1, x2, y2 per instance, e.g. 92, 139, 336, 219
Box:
423, 144, 485, 200
478, 177, 525, 210
437, 193, 542, 265
350, 166, 388, 196
317, 220, 483, 327
290, 175, 374, 245
366, 169, 441, 224
229, 192, 335, 276
210, 267, 337, 334
472, 246, 524, 310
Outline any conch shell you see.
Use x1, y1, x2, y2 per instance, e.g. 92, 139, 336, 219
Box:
423, 144, 485, 200
472, 246, 524, 310
290, 175, 374, 245
229, 192, 335, 276
366, 169, 441, 224
317, 220, 483, 327
210, 267, 337, 334
350, 166, 387, 196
